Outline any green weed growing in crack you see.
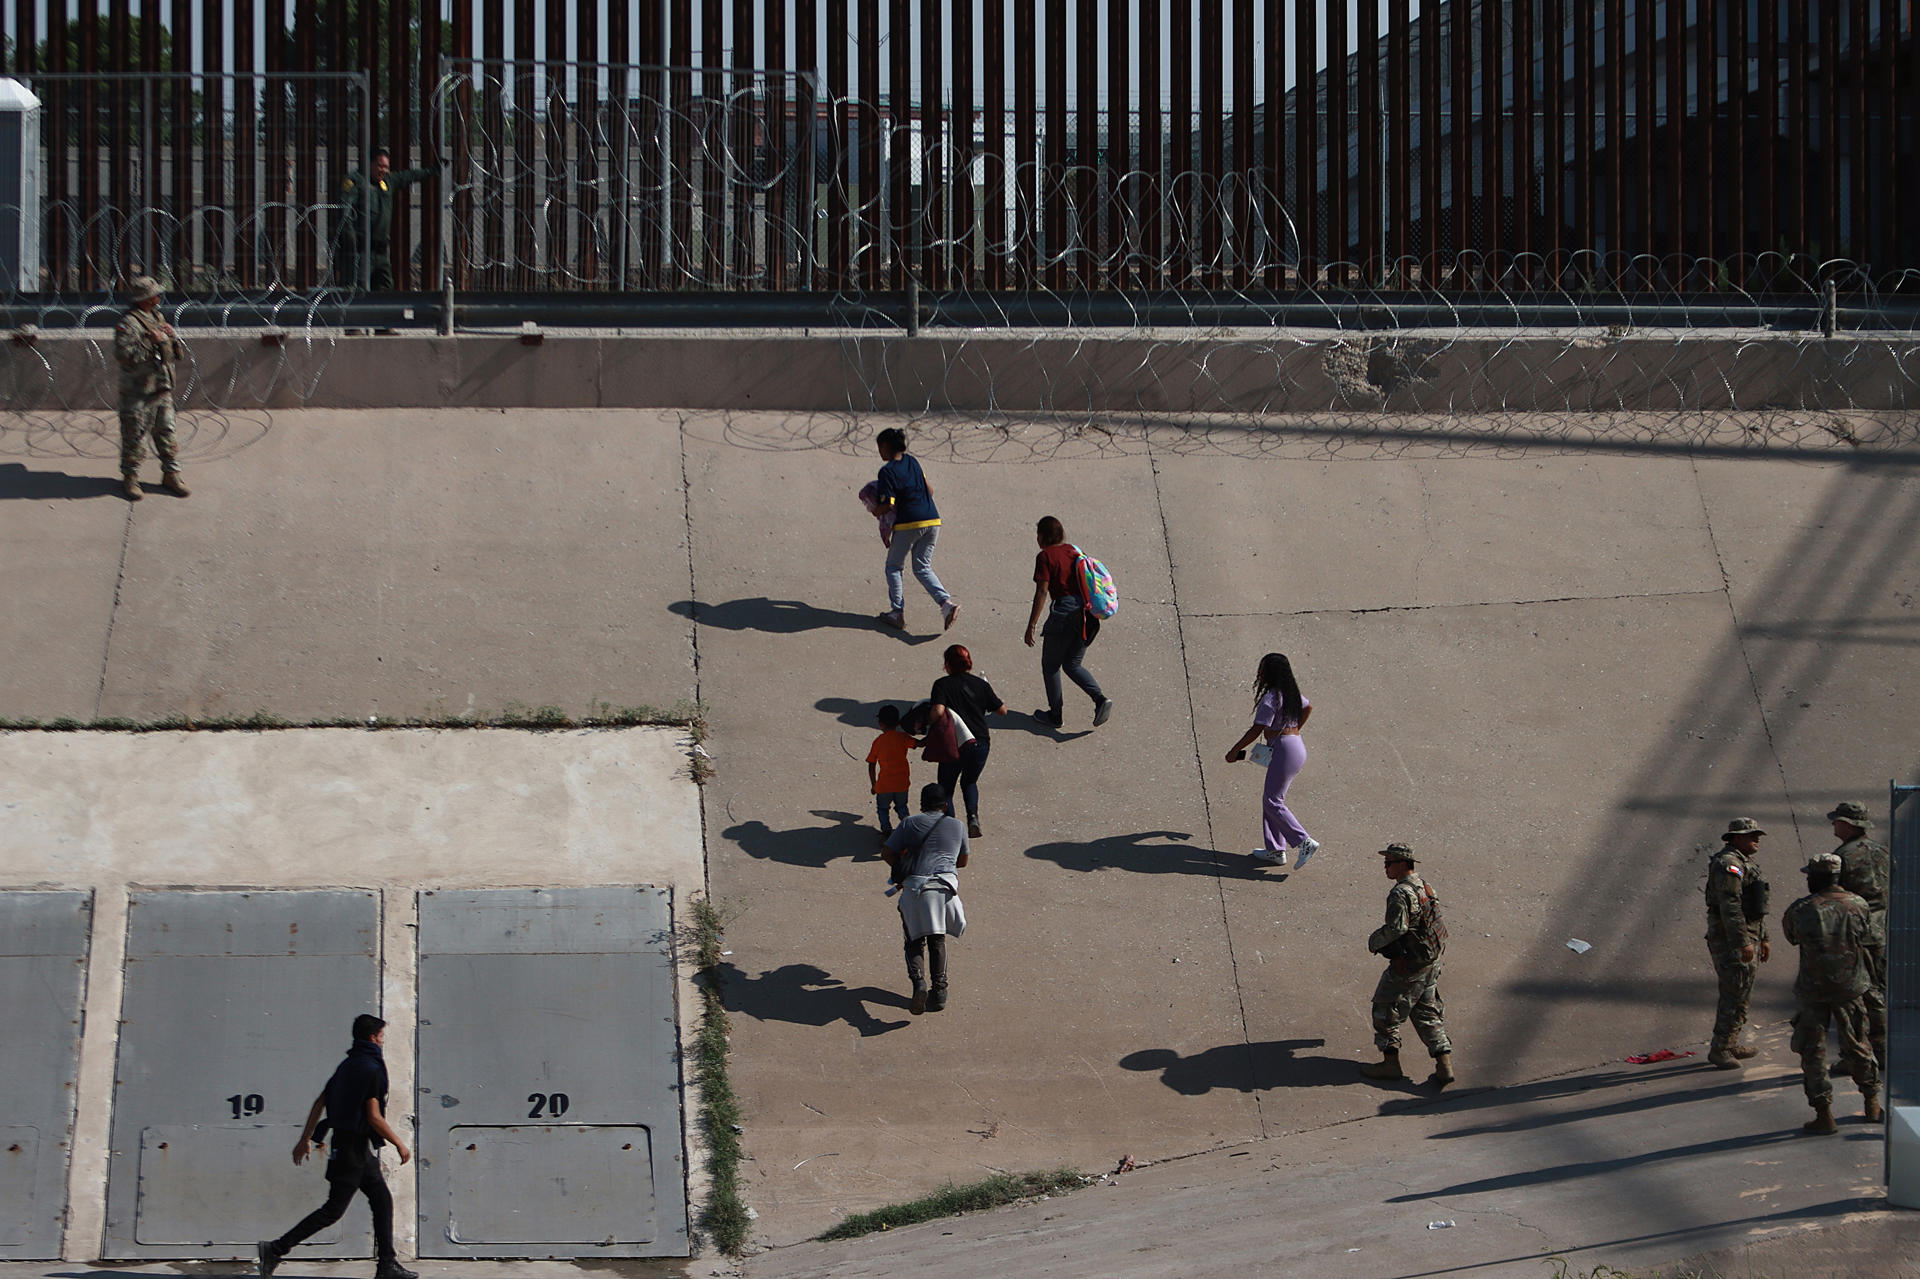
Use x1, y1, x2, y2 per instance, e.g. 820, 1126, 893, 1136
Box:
690, 898, 749, 1255
816, 1169, 1093, 1242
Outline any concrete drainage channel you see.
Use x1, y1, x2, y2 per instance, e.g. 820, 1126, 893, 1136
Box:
0, 726, 708, 1266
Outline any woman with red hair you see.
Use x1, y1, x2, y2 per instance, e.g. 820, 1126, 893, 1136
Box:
929, 644, 1006, 838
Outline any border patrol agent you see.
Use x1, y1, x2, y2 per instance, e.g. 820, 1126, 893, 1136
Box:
336, 148, 435, 291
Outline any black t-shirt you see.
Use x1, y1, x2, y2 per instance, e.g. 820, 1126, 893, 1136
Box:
321, 1040, 389, 1151
930, 672, 1000, 747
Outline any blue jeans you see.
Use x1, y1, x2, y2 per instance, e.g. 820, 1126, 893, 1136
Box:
1041, 596, 1104, 713
937, 738, 989, 822
875, 790, 908, 834
885, 525, 951, 612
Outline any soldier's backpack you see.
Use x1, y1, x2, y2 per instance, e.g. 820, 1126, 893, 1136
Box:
1070, 546, 1119, 620
1399, 883, 1448, 969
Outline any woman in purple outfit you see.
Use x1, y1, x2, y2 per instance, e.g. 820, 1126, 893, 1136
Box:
1225, 652, 1321, 868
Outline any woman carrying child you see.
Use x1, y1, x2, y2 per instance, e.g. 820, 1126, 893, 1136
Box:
928, 644, 1005, 839
873, 427, 959, 633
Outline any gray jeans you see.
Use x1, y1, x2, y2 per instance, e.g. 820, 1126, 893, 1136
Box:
885, 525, 952, 612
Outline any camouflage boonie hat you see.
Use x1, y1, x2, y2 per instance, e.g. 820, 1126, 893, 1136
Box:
1721, 817, 1767, 840
1825, 800, 1872, 828
1801, 852, 1844, 875
127, 276, 163, 303
1377, 842, 1418, 864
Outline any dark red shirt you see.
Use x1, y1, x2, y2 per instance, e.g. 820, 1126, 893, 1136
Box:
1034, 543, 1081, 602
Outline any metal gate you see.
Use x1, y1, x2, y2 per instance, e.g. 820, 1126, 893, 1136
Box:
1888, 784, 1918, 1204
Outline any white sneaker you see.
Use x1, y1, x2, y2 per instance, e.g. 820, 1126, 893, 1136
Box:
1294, 838, 1320, 868
1253, 847, 1288, 866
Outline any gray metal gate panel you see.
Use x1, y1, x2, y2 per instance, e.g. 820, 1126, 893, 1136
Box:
1892, 785, 1918, 1198
1890, 787, 1918, 1108
0, 891, 91, 1258
416, 887, 687, 1258
103, 890, 381, 1259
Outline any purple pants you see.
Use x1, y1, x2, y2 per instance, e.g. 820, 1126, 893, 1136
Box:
1261, 734, 1310, 851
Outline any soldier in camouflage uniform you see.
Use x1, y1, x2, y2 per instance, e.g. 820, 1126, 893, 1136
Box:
1359, 843, 1454, 1087
1781, 851, 1882, 1134
1703, 817, 1770, 1068
1825, 800, 1889, 1072
113, 277, 189, 501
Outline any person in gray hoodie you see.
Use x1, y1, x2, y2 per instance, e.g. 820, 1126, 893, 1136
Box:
882, 783, 970, 1014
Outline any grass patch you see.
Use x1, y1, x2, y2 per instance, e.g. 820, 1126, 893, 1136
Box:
690, 898, 750, 1256
816, 1168, 1091, 1242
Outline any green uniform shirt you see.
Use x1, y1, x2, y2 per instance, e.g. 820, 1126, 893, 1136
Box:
113, 307, 181, 398
1369, 871, 1433, 958
1704, 845, 1767, 944
1834, 834, 1890, 941
1781, 888, 1872, 1001
340, 166, 434, 245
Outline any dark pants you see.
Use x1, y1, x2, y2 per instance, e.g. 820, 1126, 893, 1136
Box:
903, 916, 949, 994
273, 1143, 395, 1262
336, 242, 395, 291
1041, 599, 1103, 714
937, 738, 989, 821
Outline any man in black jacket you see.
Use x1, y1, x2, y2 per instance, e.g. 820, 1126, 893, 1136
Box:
259, 1015, 415, 1279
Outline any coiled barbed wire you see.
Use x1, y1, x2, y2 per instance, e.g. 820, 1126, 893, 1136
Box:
3, 64, 1917, 460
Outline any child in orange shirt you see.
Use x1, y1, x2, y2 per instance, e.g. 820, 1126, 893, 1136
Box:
866, 704, 915, 839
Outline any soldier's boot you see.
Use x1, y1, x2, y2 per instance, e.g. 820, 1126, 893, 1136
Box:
123, 474, 143, 501
1802, 1103, 1838, 1136
1730, 1033, 1759, 1060
1428, 1053, 1455, 1087
161, 470, 190, 497
1863, 1093, 1885, 1124
1359, 1052, 1405, 1080
1707, 1041, 1742, 1070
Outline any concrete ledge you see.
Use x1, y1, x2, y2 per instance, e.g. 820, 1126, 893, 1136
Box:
4, 329, 1916, 413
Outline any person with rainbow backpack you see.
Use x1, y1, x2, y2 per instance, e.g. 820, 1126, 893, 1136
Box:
1024, 516, 1116, 729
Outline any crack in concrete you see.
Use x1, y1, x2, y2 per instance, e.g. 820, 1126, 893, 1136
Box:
1187, 587, 1722, 620
1146, 443, 1269, 1140
1692, 457, 1803, 848
93, 496, 136, 718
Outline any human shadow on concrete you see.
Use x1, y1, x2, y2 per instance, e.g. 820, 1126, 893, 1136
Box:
1384, 1127, 1804, 1202
1025, 830, 1278, 880
818, 695, 919, 729
1010, 709, 1094, 741
0, 462, 125, 501
1412, 1064, 1799, 1134
670, 597, 919, 640
717, 961, 912, 1037
723, 810, 878, 868
1120, 1038, 1377, 1095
